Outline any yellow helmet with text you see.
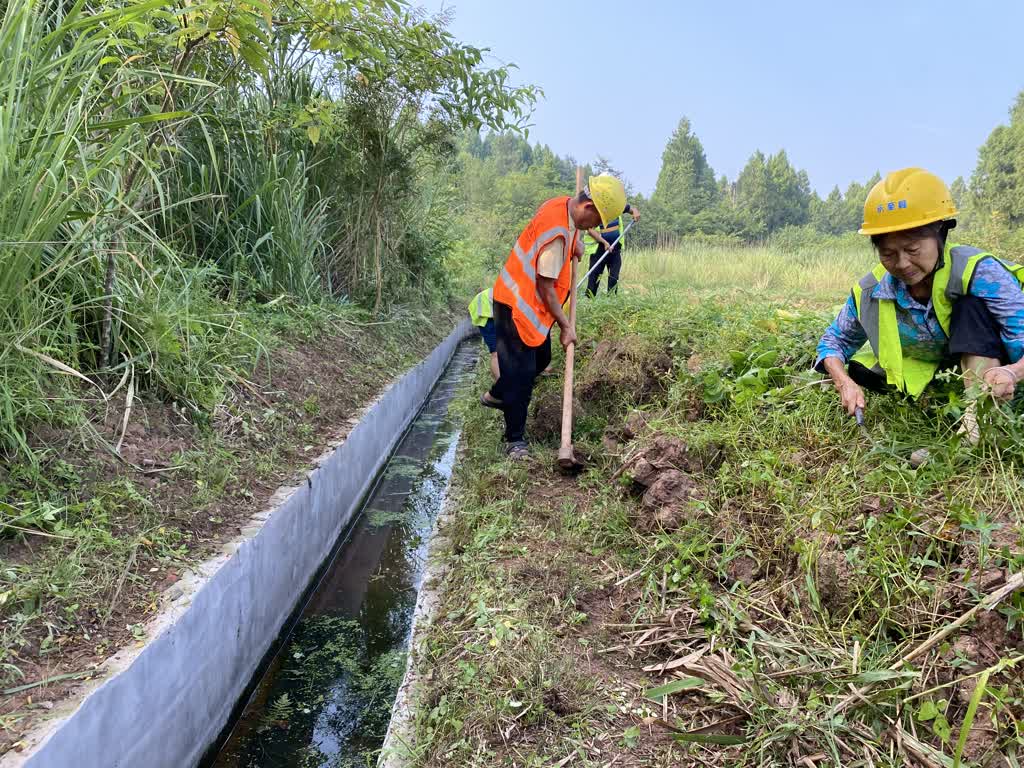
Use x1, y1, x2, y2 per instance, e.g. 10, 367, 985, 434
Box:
859, 168, 957, 236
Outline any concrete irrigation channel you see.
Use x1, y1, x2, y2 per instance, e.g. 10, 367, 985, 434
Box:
4, 321, 478, 768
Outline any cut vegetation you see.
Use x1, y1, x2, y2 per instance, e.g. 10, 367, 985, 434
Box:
402, 246, 1024, 768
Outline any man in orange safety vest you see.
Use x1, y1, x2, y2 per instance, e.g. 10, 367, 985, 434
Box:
480, 175, 629, 459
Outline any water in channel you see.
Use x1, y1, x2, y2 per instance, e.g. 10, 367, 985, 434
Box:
209, 342, 478, 768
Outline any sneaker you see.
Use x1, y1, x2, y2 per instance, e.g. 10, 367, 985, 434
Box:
480, 392, 504, 410
504, 440, 529, 459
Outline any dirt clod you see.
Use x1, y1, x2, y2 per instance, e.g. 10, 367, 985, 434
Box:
578, 336, 672, 406
636, 469, 704, 531
815, 549, 856, 614
623, 434, 720, 483
622, 410, 649, 442
543, 688, 574, 716
725, 555, 760, 586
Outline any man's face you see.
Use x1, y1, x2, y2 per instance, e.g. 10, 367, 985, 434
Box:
573, 201, 604, 229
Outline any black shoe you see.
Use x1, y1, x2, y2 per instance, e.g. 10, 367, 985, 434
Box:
480, 392, 504, 410
504, 440, 529, 459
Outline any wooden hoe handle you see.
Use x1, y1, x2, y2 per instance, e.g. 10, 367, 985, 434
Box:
557, 255, 578, 466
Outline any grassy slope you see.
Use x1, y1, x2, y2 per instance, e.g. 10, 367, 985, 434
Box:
0, 301, 457, 750
408, 244, 1024, 767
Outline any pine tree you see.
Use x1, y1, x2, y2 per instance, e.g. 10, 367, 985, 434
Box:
651, 117, 719, 227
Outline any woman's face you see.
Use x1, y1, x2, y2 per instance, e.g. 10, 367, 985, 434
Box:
876, 230, 940, 286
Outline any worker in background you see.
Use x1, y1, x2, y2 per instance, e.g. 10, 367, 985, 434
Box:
469, 287, 553, 381
585, 203, 641, 296
469, 288, 500, 380
481, 175, 628, 459
815, 168, 1024, 440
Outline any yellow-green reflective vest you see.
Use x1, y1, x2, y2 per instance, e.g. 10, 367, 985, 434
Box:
584, 218, 627, 257
851, 242, 1024, 397
468, 288, 493, 327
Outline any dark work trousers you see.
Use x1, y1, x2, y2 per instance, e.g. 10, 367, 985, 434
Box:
949, 294, 1008, 362
586, 243, 622, 296
489, 301, 552, 443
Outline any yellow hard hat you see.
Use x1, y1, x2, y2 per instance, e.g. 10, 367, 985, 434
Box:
587, 174, 627, 227
859, 168, 957, 236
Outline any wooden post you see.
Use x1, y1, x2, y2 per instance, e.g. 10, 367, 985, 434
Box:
557, 168, 584, 470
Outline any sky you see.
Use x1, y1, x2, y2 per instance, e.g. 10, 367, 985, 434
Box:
426, 0, 1024, 197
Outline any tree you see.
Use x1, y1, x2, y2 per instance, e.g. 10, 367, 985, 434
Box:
970, 92, 1024, 225
811, 186, 847, 236
766, 150, 811, 230
733, 150, 812, 236
734, 151, 771, 237
651, 117, 719, 231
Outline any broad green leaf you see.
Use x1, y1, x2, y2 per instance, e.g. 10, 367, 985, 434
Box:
644, 677, 704, 701
918, 700, 939, 722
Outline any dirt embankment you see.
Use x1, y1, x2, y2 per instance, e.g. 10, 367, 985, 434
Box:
0, 310, 455, 754
417, 322, 1024, 767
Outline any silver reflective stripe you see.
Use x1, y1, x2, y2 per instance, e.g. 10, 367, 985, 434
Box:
499, 267, 550, 337
946, 245, 985, 299
858, 272, 881, 358
513, 241, 536, 281
511, 225, 573, 280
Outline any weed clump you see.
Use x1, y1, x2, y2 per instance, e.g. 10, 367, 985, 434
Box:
577, 336, 673, 409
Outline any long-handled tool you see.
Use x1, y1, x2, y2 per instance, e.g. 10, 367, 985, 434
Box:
557, 251, 582, 471
575, 217, 638, 292
558, 167, 587, 472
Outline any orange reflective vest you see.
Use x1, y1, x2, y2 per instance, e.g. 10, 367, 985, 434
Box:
493, 196, 579, 347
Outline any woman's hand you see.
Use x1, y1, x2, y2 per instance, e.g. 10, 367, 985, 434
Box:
983, 365, 1018, 400
836, 378, 866, 416
822, 357, 866, 416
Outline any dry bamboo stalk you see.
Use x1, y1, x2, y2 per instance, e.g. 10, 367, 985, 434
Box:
832, 571, 1024, 716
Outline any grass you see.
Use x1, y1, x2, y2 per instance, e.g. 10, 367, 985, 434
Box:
619, 240, 876, 302
406, 244, 1024, 767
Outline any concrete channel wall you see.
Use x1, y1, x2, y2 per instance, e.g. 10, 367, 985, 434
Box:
5, 320, 474, 768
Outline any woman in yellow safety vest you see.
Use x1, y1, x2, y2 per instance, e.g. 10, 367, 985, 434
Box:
816, 168, 1024, 429
469, 288, 500, 380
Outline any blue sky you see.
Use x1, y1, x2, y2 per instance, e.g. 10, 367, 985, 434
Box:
427, 0, 1024, 197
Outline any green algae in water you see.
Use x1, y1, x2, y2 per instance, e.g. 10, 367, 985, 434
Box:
228, 616, 407, 767
367, 508, 408, 527
209, 344, 479, 768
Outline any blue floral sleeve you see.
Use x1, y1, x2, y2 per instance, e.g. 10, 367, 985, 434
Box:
968, 257, 1024, 362
815, 293, 867, 370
